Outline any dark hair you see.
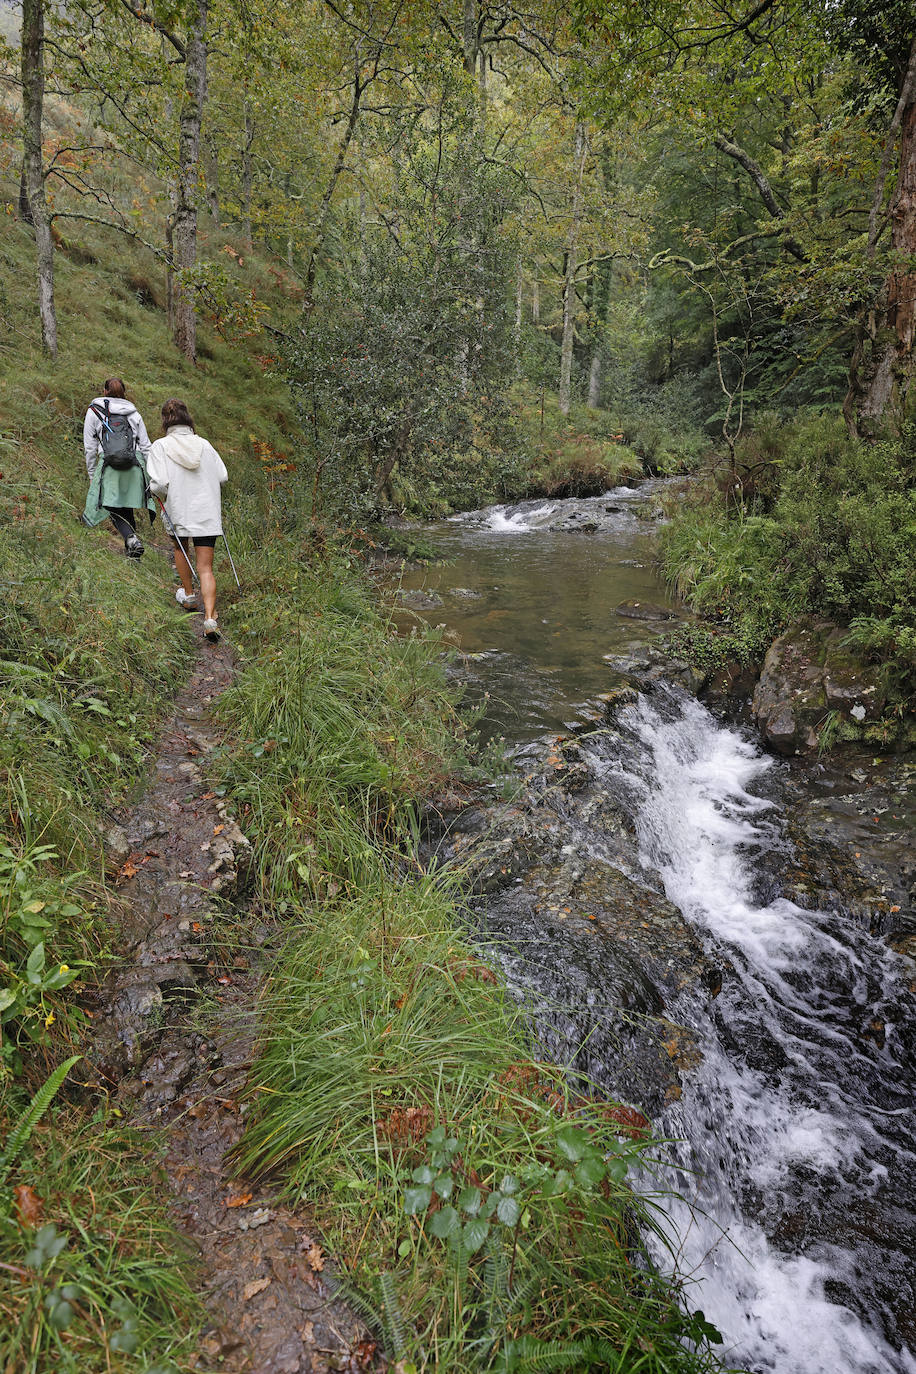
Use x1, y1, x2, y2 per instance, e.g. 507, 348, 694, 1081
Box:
161, 398, 196, 433
103, 377, 126, 398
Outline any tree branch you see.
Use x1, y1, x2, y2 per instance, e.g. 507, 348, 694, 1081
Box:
713, 133, 807, 260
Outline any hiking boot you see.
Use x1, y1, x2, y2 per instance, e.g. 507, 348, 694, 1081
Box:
203, 618, 221, 642
125, 535, 144, 559
175, 588, 199, 611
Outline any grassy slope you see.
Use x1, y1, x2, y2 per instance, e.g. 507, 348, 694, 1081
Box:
0, 183, 295, 1372
1, 177, 728, 1371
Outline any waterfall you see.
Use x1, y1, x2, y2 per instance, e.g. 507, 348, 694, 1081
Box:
595, 692, 916, 1374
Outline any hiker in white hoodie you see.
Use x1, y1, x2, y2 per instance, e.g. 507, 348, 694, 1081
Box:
147, 398, 228, 641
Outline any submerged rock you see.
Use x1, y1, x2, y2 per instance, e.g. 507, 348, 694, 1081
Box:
615, 599, 677, 622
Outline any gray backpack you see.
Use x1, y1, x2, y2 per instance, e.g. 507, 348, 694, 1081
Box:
89, 400, 138, 471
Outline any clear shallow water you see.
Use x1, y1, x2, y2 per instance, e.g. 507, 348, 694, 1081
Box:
393, 488, 677, 739
400, 488, 916, 1372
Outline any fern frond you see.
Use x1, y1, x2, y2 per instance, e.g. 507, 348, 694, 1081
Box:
378, 1270, 408, 1361
0, 1055, 81, 1188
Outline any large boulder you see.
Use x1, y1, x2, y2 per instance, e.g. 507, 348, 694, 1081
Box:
752, 619, 884, 755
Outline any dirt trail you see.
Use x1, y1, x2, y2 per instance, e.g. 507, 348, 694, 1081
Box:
87, 617, 380, 1374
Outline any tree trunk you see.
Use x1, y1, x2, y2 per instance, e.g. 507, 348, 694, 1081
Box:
204, 131, 220, 227
846, 38, 916, 435
241, 105, 255, 252
531, 276, 540, 325
587, 352, 602, 408
586, 260, 613, 408
172, 0, 208, 363
514, 261, 523, 375
463, 0, 477, 75
20, 0, 57, 358
558, 123, 586, 416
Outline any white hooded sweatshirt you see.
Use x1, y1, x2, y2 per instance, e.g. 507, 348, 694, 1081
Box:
83, 396, 152, 477
147, 426, 228, 538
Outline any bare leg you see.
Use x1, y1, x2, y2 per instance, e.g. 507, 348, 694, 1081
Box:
196, 544, 217, 622
173, 537, 195, 598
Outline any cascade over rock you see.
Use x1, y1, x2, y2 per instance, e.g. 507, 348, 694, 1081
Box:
752, 618, 885, 754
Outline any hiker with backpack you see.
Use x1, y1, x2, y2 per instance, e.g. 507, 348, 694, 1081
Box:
82, 378, 155, 557
147, 398, 227, 642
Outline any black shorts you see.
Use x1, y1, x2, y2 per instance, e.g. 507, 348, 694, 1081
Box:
175, 534, 218, 548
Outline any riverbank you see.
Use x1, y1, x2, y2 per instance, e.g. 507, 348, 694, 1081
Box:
374, 486, 916, 1372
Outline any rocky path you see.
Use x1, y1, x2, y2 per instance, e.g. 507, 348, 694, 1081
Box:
86, 618, 380, 1374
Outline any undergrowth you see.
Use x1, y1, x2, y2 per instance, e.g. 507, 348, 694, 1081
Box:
660, 415, 916, 708
510, 384, 644, 497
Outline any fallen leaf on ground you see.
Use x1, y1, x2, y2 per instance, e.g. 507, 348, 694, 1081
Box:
306, 1242, 325, 1272
213, 824, 224, 835
300, 1320, 314, 1342
13, 1185, 43, 1226
225, 1192, 253, 1208
355, 1339, 378, 1369
243, 1277, 271, 1300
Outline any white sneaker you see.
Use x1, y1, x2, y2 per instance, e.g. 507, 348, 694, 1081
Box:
175, 588, 199, 610
203, 618, 220, 641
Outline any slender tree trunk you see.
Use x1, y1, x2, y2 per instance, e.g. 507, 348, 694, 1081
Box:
514, 261, 523, 375
304, 58, 364, 308
587, 353, 601, 408
21, 0, 57, 358
846, 36, 916, 435
587, 260, 613, 408
204, 131, 220, 227
531, 276, 540, 325
241, 105, 255, 251
173, 0, 208, 362
463, 0, 477, 75
559, 123, 586, 416
165, 203, 176, 329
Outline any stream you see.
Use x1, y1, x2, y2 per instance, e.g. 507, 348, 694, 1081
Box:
394, 489, 916, 1374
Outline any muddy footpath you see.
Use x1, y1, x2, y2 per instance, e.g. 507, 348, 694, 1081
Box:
85, 622, 382, 1374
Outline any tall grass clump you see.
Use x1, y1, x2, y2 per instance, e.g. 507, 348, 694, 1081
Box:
215, 536, 467, 901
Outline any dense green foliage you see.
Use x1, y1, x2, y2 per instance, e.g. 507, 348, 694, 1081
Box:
661, 416, 916, 704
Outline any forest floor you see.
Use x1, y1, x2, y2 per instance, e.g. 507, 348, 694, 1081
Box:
88, 605, 381, 1374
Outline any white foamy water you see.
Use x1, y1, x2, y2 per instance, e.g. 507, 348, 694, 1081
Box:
480, 502, 557, 533
604, 693, 916, 1374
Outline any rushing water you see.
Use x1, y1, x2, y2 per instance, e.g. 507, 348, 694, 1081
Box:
397, 489, 916, 1373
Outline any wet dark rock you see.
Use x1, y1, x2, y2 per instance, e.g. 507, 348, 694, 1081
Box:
752, 618, 885, 755
615, 599, 677, 622
430, 732, 723, 1117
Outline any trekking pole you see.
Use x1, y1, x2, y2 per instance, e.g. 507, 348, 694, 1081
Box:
147, 488, 200, 588
221, 533, 241, 590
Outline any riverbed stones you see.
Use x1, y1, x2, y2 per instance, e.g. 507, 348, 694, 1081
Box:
752, 618, 885, 755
